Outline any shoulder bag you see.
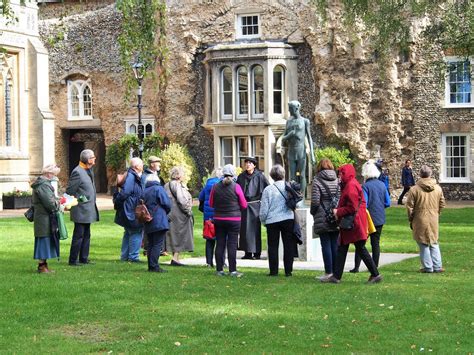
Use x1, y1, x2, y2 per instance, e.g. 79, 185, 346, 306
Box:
339, 194, 362, 230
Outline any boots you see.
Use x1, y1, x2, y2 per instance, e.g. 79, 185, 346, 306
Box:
37, 262, 54, 273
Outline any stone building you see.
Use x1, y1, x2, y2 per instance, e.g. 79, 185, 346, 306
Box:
38, 0, 473, 199
0, 0, 55, 210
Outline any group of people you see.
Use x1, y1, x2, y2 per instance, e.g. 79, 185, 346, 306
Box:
31, 149, 446, 280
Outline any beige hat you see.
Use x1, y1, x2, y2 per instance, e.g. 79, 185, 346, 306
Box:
148, 156, 162, 164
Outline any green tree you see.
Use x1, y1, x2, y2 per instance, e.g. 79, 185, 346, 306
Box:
312, 0, 474, 66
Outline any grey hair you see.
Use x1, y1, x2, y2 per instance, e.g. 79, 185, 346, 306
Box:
212, 167, 223, 179
270, 164, 285, 181
420, 165, 432, 178
170, 166, 185, 180
42, 164, 60, 176
130, 157, 143, 169
362, 160, 380, 180
79, 149, 95, 163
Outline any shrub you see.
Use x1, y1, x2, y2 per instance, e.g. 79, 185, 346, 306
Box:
105, 133, 163, 173
160, 143, 199, 192
315, 147, 354, 169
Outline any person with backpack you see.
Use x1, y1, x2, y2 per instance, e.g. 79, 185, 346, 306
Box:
310, 158, 340, 282
350, 160, 391, 273
260, 164, 298, 277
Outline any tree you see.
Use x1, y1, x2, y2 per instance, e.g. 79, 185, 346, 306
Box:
312, 0, 474, 65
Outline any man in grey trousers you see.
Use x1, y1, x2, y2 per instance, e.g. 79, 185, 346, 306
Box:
67, 149, 99, 266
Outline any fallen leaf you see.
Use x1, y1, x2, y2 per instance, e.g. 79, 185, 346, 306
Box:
278, 325, 285, 328
379, 304, 385, 307
174, 342, 181, 346
323, 314, 328, 320
320, 344, 331, 348
411, 345, 416, 349
388, 306, 394, 310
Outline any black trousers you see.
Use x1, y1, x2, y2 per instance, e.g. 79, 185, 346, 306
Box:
398, 186, 411, 204
354, 225, 383, 269
147, 230, 166, 271
334, 239, 379, 280
69, 223, 91, 263
215, 220, 240, 273
205, 238, 216, 266
266, 219, 296, 275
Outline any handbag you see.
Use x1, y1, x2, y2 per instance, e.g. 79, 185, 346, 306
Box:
24, 206, 34, 222
56, 211, 68, 240
203, 219, 216, 240
366, 209, 376, 235
339, 194, 362, 231
135, 199, 153, 224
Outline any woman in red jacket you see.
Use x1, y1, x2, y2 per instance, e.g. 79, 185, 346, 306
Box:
323, 164, 382, 284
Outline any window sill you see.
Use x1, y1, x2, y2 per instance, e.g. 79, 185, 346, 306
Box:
439, 179, 472, 184
443, 104, 474, 109
67, 116, 93, 121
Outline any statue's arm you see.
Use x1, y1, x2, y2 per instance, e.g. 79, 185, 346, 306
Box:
281, 121, 294, 142
305, 119, 315, 163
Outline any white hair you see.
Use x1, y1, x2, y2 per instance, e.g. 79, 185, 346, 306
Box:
130, 157, 143, 169
362, 160, 380, 180
212, 167, 223, 179
42, 164, 60, 176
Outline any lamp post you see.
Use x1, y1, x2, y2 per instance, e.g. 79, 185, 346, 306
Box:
131, 57, 145, 159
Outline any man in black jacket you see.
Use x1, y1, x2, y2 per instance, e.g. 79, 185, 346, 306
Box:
237, 157, 269, 259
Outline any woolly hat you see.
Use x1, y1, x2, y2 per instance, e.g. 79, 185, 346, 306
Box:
222, 164, 236, 177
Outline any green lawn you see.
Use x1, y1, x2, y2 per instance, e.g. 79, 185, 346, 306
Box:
0, 207, 473, 353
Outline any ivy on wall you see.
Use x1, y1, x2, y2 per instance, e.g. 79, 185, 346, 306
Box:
116, 0, 168, 95
312, 0, 474, 67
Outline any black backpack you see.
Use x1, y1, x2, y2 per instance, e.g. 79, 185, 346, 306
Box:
276, 180, 303, 210
316, 178, 339, 225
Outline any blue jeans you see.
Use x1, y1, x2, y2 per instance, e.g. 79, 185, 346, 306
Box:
121, 228, 143, 261
319, 231, 339, 274
417, 242, 442, 272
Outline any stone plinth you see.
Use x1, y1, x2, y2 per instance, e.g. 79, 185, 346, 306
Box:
279, 207, 322, 262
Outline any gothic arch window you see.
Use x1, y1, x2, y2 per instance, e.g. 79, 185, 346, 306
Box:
0, 53, 18, 149
252, 65, 264, 119
273, 65, 285, 115
67, 79, 93, 120
221, 66, 233, 119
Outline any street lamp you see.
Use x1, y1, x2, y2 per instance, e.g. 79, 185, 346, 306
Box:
131, 57, 145, 159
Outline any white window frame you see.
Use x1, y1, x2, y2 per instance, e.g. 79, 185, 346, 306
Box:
221, 137, 234, 166
124, 118, 155, 137
440, 133, 471, 183
251, 65, 264, 120
272, 65, 285, 116
236, 66, 249, 119
236, 14, 260, 40
67, 79, 93, 120
220, 66, 233, 120
444, 56, 473, 108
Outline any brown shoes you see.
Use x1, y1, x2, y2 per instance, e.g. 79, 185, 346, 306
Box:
367, 275, 383, 284
37, 262, 54, 274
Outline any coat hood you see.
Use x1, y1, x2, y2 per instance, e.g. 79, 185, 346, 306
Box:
416, 177, 437, 192
31, 176, 50, 189
317, 169, 337, 182
338, 164, 356, 185
145, 180, 161, 189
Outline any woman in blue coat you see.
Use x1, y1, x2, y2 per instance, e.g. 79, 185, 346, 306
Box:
143, 174, 171, 272
198, 167, 223, 267
351, 160, 391, 273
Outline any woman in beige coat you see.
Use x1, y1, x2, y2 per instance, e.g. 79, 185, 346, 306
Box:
164, 166, 194, 266
406, 165, 446, 273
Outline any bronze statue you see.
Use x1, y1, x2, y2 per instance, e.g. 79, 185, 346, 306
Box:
281, 101, 315, 198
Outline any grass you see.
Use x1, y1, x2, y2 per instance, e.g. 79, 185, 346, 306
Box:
0, 207, 473, 353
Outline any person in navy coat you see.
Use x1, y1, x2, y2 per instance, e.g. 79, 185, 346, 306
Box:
143, 174, 171, 272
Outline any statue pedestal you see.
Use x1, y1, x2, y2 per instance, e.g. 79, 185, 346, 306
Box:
278, 207, 322, 262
